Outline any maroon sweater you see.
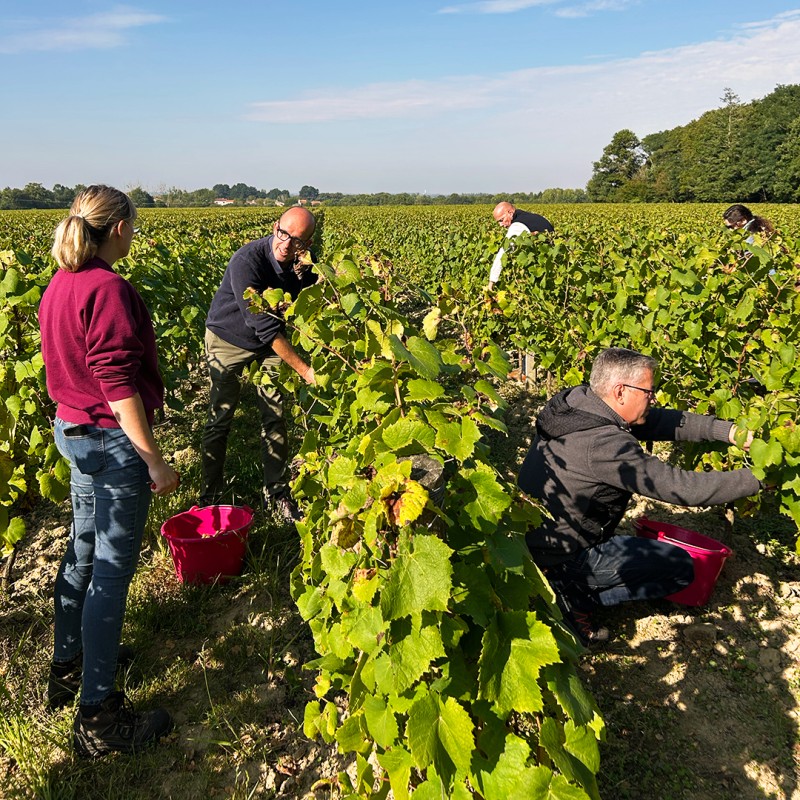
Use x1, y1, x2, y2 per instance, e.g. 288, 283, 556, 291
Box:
39, 257, 164, 428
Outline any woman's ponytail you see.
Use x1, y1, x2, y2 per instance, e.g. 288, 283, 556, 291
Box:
51, 185, 136, 272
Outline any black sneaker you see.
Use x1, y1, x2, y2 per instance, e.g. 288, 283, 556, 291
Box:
570, 610, 611, 647
267, 493, 301, 522
73, 691, 172, 758
48, 645, 136, 711
551, 590, 610, 647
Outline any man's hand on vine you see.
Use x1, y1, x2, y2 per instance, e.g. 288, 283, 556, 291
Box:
730, 426, 754, 451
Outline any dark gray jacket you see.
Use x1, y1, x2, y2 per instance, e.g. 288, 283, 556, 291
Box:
518, 385, 761, 566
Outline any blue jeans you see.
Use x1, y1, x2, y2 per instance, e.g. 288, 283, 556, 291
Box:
53, 418, 151, 706
545, 535, 694, 611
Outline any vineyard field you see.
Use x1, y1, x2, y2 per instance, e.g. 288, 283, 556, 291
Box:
4, 202, 800, 557
1, 202, 799, 799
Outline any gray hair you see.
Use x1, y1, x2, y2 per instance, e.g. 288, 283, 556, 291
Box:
589, 347, 657, 398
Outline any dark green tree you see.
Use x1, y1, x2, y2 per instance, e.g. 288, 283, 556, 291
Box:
128, 186, 155, 207
736, 84, 800, 201
52, 184, 76, 205
298, 185, 319, 200
774, 115, 800, 202
229, 182, 261, 200
587, 84, 800, 202
676, 90, 749, 201
640, 130, 684, 201
21, 183, 56, 207
586, 129, 645, 201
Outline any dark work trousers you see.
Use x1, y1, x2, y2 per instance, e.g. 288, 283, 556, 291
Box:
544, 535, 695, 612
200, 329, 287, 505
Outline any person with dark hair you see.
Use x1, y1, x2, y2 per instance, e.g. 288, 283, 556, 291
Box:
200, 206, 317, 520
518, 347, 763, 645
488, 201, 554, 289
40, 185, 179, 756
723, 204, 775, 240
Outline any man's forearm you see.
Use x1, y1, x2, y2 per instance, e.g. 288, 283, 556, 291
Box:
271, 332, 314, 383
489, 248, 504, 284
634, 407, 732, 444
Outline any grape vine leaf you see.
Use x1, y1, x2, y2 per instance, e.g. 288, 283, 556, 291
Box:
422, 307, 442, 341
460, 464, 512, 527
539, 718, 600, 800
376, 747, 414, 800
382, 418, 436, 452
428, 414, 481, 462
406, 692, 475, 780
380, 532, 453, 620
478, 611, 560, 716
386, 480, 429, 527
405, 379, 445, 402
363, 694, 399, 749
388, 620, 446, 693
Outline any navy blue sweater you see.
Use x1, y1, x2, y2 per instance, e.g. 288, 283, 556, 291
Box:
206, 236, 316, 352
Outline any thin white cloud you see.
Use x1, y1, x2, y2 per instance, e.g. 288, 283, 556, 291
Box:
439, 0, 559, 14
556, 0, 638, 19
246, 11, 800, 130
437, 0, 635, 15
0, 6, 166, 54
736, 8, 800, 29
246, 76, 505, 123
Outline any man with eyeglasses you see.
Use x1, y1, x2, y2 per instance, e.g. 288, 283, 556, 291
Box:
201, 206, 317, 521
518, 347, 763, 646
488, 201, 554, 290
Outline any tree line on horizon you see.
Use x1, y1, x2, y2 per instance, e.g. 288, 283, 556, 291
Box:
0, 182, 588, 211
587, 84, 800, 203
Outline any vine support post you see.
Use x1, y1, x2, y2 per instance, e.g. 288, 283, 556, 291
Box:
1, 541, 19, 594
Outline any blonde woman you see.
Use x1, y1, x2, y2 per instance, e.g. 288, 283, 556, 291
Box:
39, 185, 178, 757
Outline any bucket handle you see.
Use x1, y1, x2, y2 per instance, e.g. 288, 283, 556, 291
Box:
189, 504, 254, 514
656, 529, 731, 556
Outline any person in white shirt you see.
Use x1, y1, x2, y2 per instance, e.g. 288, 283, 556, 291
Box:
488, 201, 554, 289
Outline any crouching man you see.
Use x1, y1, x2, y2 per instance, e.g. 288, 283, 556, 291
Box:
519, 347, 763, 645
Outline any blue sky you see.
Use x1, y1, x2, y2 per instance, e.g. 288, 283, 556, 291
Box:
2, 1, 800, 194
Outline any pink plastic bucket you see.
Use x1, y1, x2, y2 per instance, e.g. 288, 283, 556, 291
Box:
161, 505, 254, 585
634, 517, 732, 606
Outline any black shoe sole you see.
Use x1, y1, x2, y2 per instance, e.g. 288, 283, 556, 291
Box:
73, 713, 173, 759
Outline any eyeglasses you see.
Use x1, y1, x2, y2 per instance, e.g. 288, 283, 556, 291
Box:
623, 384, 657, 401
126, 220, 140, 234
274, 225, 311, 251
